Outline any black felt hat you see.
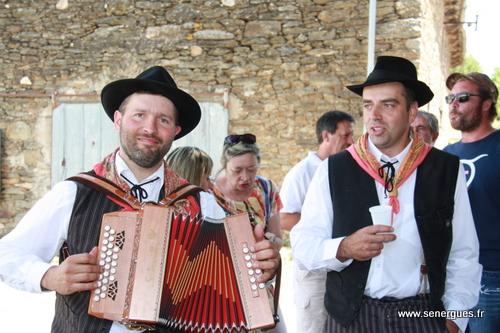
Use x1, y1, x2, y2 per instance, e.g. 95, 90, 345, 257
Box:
101, 66, 201, 139
347, 56, 434, 106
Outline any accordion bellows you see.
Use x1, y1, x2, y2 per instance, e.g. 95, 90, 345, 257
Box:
88, 205, 275, 332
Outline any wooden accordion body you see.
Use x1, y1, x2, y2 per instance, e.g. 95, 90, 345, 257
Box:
88, 205, 275, 332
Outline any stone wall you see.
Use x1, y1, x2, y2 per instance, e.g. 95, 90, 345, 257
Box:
0, 0, 461, 235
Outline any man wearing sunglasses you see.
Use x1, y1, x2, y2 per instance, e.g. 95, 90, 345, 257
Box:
291, 56, 481, 333
444, 72, 500, 333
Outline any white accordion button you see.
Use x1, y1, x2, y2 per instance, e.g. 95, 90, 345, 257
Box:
109, 275, 115, 281
95, 288, 101, 294
104, 225, 111, 232
110, 268, 117, 274
113, 246, 120, 253
101, 246, 107, 252
246, 262, 252, 268
93, 295, 100, 302
110, 229, 116, 235
111, 261, 117, 267
104, 264, 110, 270
97, 281, 102, 287
108, 236, 115, 242
103, 271, 109, 277
249, 276, 256, 283
102, 278, 108, 284
102, 239, 109, 245
242, 247, 250, 254
244, 254, 251, 261
255, 268, 262, 275
99, 260, 105, 266
103, 232, 110, 238
112, 254, 118, 260
251, 284, 258, 290
107, 243, 113, 249
105, 257, 111, 263
258, 283, 266, 289
100, 292, 106, 299
100, 252, 106, 259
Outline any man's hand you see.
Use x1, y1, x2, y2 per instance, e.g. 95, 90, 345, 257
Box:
445, 319, 459, 333
41, 247, 101, 295
337, 225, 396, 261
251, 224, 281, 283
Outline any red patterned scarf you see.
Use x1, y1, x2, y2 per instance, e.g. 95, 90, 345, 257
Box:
347, 133, 431, 215
92, 149, 196, 213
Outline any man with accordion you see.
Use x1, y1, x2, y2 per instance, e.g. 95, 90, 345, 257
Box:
0, 66, 281, 333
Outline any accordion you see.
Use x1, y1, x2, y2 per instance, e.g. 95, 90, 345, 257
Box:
88, 204, 276, 332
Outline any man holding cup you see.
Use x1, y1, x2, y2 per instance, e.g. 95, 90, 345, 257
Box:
291, 56, 481, 333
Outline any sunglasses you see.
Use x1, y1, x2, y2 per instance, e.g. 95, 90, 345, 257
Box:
445, 92, 481, 104
224, 133, 256, 146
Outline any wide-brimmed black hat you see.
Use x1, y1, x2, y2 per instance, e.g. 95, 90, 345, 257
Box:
346, 56, 434, 106
101, 66, 201, 139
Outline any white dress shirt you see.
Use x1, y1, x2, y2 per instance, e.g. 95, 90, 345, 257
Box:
0, 153, 225, 333
290, 138, 482, 332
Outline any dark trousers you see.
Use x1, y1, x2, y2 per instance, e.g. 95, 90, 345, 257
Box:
326, 294, 447, 333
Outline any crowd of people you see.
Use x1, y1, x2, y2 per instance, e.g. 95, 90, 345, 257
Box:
0, 55, 498, 333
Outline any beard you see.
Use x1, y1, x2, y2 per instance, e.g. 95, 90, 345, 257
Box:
119, 130, 172, 169
450, 108, 482, 132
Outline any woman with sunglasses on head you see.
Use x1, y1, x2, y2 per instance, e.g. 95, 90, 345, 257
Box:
212, 133, 283, 244
212, 133, 286, 333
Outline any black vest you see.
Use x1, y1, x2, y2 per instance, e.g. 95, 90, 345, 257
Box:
324, 148, 459, 326
51, 174, 176, 333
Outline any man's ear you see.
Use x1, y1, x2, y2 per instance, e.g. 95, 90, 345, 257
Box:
481, 99, 493, 116
408, 102, 418, 124
175, 125, 181, 137
321, 129, 330, 143
113, 110, 122, 130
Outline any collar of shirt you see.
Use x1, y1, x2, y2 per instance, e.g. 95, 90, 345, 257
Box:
115, 154, 164, 203
367, 136, 413, 174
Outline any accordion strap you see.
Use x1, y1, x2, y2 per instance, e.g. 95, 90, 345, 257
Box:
68, 173, 202, 210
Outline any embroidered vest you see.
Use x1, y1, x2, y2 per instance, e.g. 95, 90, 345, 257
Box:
325, 149, 458, 326
51, 173, 175, 333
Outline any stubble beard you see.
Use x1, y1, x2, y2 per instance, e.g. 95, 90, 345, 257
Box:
450, 108, 482, 132
120, 130, 171, 169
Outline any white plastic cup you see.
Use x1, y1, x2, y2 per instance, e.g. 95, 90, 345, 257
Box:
369, 205, 392, 227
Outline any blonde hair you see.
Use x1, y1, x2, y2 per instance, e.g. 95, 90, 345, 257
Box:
166, 146, 213, 186
220, 141, 260, 171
